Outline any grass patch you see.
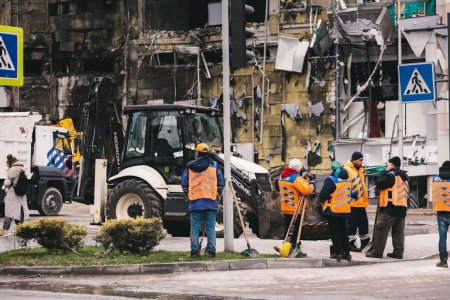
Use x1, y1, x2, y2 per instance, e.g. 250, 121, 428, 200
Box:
0, 246, 277, 267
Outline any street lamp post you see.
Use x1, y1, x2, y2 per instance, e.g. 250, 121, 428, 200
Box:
222, 0, 234, 251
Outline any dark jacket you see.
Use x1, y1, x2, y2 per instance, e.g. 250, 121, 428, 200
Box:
181, 155, 224, 211
320, 168, 351, 218
375, 167, 408, 218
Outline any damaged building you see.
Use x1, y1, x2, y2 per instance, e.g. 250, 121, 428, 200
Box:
0, 0, 449, 206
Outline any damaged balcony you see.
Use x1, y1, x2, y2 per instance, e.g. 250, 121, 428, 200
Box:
331, 0, 442, 207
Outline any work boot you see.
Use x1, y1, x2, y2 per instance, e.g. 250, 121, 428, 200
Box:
436, 257, 448, 268
190, 250, 200, 258
349, 240, 361, 252
386, 252, 403, 259
342, 252, 352, 262
0, 229, 7, 237
207, 251, 216, 258
330, 245, 337, 259
365, 251, 383, 258
335, 254, 342, 262
359, 238, 371, 251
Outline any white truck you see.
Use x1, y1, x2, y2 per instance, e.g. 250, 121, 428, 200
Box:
0, 112, 76, 216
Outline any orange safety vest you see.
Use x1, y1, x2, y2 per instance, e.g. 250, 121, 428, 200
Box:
279, 180, 301, 215
323, 179, 352, 214
188, 167, 218, 200
344, 161, 368, 208
431, 177, 450, 212
279, 175, 313, 215
379, 175, 408, 207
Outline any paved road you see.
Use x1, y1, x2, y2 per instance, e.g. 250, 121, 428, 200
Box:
1, 259, 448, 299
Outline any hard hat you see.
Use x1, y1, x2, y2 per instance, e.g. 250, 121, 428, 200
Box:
196, 143, 209, 153
289, 158, 303, 172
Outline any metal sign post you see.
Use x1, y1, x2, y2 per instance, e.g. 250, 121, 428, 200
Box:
397, 0, 403, 166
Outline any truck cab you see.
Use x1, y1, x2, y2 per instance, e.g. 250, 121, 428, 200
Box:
0, 112, 75, 216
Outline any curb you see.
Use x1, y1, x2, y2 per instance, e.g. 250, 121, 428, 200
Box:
0, 258, 383, 276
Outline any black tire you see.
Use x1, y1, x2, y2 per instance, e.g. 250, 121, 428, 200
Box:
301, 221, 330, 240
107, 179, 162, 220
216, 205, 244, 238
38, 187, 63, 216
165, 220, 190, 237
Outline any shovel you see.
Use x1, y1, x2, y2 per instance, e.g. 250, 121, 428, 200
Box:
199, 224, 207, 255
230, 181, 259, 257
289, 198, 307, 258
277, 196, 304, 258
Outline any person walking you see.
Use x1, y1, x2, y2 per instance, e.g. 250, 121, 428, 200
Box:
181, 143, 224, 258
344, 151, 370, 252
366, 156, 408, 259
319, 161, 353, 261
1, 154, 29, 236
278, 158, 315, 256
431, 160, 450, 268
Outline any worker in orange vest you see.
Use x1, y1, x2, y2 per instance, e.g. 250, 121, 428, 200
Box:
431, 161, 450, 268
278, 158, 315, 256
344, 151, 370, 252
366, 156, 408, 259
320, 161, 353, 262
181, 143, 224, 258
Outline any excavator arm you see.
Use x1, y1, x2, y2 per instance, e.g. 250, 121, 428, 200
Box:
74, 77, 125, 204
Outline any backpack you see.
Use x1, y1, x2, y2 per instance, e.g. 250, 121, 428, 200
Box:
13, 170, 29, 196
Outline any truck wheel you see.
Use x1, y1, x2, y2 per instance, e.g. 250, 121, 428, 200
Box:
107, 179, 162, 220
38, 187, 63, 216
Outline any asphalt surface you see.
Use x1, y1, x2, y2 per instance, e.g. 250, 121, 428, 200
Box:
1, 259, 448, 299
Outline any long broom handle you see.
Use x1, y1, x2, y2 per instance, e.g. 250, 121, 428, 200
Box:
230, 181, 252, 251
295, 197, 307, 246
283, 195, 304, 243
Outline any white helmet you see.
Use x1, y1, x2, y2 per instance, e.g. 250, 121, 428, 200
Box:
289, 158, 303, 172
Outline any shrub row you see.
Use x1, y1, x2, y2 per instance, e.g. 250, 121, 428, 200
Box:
15, 217, 165, 254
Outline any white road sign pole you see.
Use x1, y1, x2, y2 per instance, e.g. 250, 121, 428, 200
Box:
397, 0, 403, 164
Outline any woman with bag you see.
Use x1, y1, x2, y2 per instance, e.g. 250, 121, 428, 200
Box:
1, 154, 29, 236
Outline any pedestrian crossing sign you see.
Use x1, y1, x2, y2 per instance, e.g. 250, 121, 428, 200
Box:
398, 62, 435, 102
0, 25, 23, 87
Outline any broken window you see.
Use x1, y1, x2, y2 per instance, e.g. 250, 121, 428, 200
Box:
280, 0, 308, 10
61, 2, 70, 15
83, 58, 115, 73
48, 3, 58, 16
143, 0, 264, 31
24, 60, 42, 76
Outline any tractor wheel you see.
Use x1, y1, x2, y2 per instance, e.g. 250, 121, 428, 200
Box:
215, 204, 244, 238
107, 179, 162, 220
165, 221, 190, 237
38, 187, 63, 216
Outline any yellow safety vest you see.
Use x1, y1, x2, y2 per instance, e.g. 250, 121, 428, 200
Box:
431, 177, 450, 212
323, 179, 352, 214
344, 161, 368, 208
379, 175, 408, 207
188, 167, 218, 200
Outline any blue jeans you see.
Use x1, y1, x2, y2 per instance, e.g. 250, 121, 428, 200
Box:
190, 210, 217, 254
437, 212, 450, 258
